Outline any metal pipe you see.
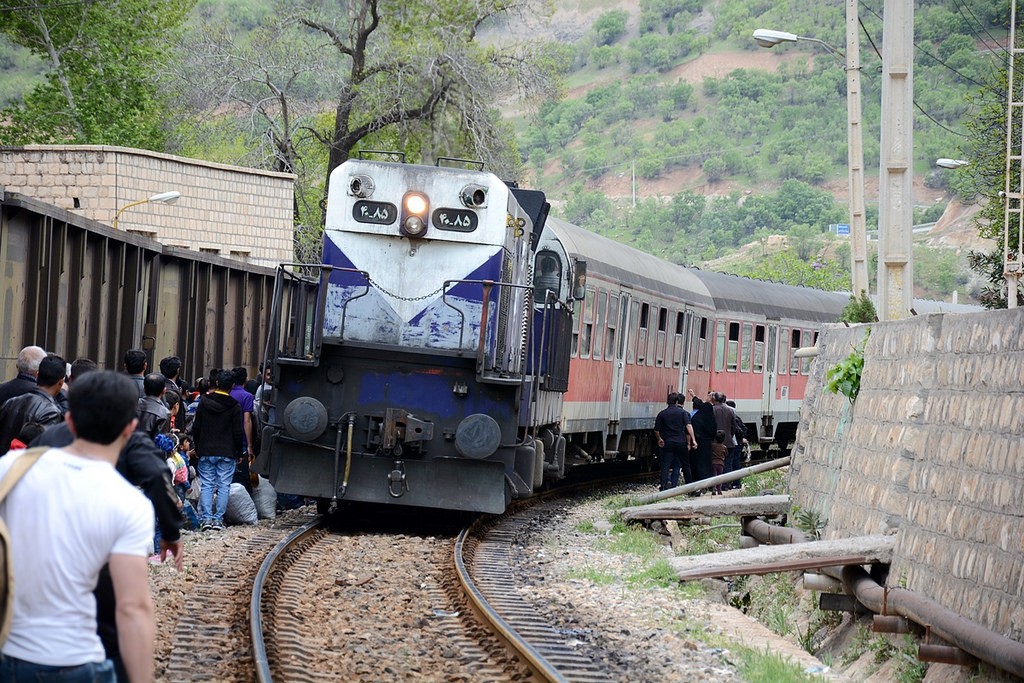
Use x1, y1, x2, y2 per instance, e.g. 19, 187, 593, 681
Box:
743, 519, 1024, 678
633, 455, 791, 505
341, 413, 354, 496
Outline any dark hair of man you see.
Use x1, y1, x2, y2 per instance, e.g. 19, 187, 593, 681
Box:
165, 391, 179, 410
143, 373, 166, 397
726, 399, 736, 408
159, 355, 182, 380
70, 358, 98, 381
195, 378, 209, 395
37, 354, 67, 388
215, 370, 236, 391
232, 366, 247, 386
68, 371, 137, 444
124, 349, 147, 374
667, 392, 679, 405
207, 368, 221, 387
715, 430, 726, 443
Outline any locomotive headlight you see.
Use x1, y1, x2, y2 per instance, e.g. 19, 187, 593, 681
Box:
349, 174, 375, 198
459, 184, 488, 208
400, 191, 430, 238
405, 193, 427, 214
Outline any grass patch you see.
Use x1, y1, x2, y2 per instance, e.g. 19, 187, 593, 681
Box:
736, 646, 828, 682
575, 520, 596, 533
601, 524, 662, 559
624, 558, 678, 589
743, 467, 788, 496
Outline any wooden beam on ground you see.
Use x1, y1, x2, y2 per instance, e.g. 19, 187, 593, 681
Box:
670, 534, 896, 581
621, 494, 791, 522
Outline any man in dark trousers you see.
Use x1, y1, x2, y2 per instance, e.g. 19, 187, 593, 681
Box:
192, 369, 243, 531
653, 392, 697, 491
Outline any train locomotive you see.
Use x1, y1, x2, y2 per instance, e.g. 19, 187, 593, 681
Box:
256, 158, 573, 513
255, 157, 854, 514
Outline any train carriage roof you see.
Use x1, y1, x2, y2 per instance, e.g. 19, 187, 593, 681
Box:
688, 269, 850, 324
545, 217, 715, 310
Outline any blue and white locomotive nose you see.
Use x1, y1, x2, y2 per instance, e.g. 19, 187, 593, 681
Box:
321, 159, 534, 353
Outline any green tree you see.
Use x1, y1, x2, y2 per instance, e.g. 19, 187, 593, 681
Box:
592, 10, 628, 46
0, 0, 194, 147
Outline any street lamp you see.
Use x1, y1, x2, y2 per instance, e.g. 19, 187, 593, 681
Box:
935, 158, 969, 169
112, 191, 181, 230
753, 22, 869, 299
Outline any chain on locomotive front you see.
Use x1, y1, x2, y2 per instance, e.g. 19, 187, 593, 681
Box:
254, 159, 574, 513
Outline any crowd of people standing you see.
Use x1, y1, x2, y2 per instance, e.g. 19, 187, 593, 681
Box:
655, 387, 749, 494
0, 344, 272, 682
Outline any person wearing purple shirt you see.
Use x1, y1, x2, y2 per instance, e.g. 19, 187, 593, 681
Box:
228, 367, 255, 494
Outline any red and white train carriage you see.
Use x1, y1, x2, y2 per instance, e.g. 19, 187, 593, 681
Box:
539, 217, 849, 463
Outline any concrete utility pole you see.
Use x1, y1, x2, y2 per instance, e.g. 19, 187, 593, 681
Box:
846, 0, 869, 299
1002, 1, 1023, 308
876, 0, 914, 320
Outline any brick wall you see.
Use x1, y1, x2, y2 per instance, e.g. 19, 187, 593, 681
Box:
791, 309, 1024, 641
0, 145, 294, 267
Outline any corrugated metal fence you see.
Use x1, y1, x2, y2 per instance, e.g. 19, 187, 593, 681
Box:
0, 191, 279, 384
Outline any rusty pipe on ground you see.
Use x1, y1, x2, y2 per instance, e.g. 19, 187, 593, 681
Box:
741, 518, 1024, 679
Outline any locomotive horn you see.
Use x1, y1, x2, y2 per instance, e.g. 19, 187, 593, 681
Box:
460, 184, 488, 208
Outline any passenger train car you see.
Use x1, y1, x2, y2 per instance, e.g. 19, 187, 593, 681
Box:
255, 158, 856, 514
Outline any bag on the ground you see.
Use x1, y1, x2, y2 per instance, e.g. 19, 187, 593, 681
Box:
0, 447, 46, 645
252, 475, 277, 520
225, 482, 258, 525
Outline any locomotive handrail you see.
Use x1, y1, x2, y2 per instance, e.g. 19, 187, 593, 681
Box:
440, 278, 533, 379
327, 267, 371, 342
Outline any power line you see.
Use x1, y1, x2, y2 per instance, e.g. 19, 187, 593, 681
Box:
857, 10, 969, 137
950, 0, 1009, 57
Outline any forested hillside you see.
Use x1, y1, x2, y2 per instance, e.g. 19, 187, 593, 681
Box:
0, 0, 1010, 302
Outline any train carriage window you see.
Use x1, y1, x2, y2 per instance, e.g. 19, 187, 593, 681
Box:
581, 289, 595, 358
779, 328, 790, 375
801, 328, 813, 374
753, 325, 765, 373
726, 322, 739, 372
628, 301, 640, 364
692, 316, 708, 370
594, 290, 607, 361
790, 329, 801, 374
571, 298, 582, 358
637, 302, 649, 365
655, 307, 668, 367
606, 295, 619, 359
741, 322, 752, 373
714, 320, 726, 372
673, 311, 685, 368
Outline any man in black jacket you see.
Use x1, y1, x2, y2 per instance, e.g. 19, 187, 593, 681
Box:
0, 353, 66, 452
0, 345, 46, 406
192, 369, 243, 531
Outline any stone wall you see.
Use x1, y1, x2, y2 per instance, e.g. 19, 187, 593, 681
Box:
791, 309, 1024, 642
0, 145, 294, 267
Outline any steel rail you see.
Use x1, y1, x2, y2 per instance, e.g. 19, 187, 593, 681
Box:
250, 519, 324, 683
454, 523, 569, 683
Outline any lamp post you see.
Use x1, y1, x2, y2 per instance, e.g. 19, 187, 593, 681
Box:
753, 18, 869, 300
112, 191, 181, 230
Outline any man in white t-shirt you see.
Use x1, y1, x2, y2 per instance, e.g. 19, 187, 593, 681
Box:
0, 371, 155, 683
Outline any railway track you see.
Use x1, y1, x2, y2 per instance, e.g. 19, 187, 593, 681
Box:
456, 504, 612, 683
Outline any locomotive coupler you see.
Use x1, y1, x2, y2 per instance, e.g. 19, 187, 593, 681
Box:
388, 460, 408, 498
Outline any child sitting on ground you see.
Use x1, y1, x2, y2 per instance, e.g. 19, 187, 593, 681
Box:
711, 430, 728, 495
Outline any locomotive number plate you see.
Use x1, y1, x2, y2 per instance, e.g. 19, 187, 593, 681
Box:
353, 201, 397, 225
432, 208, 478, 232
